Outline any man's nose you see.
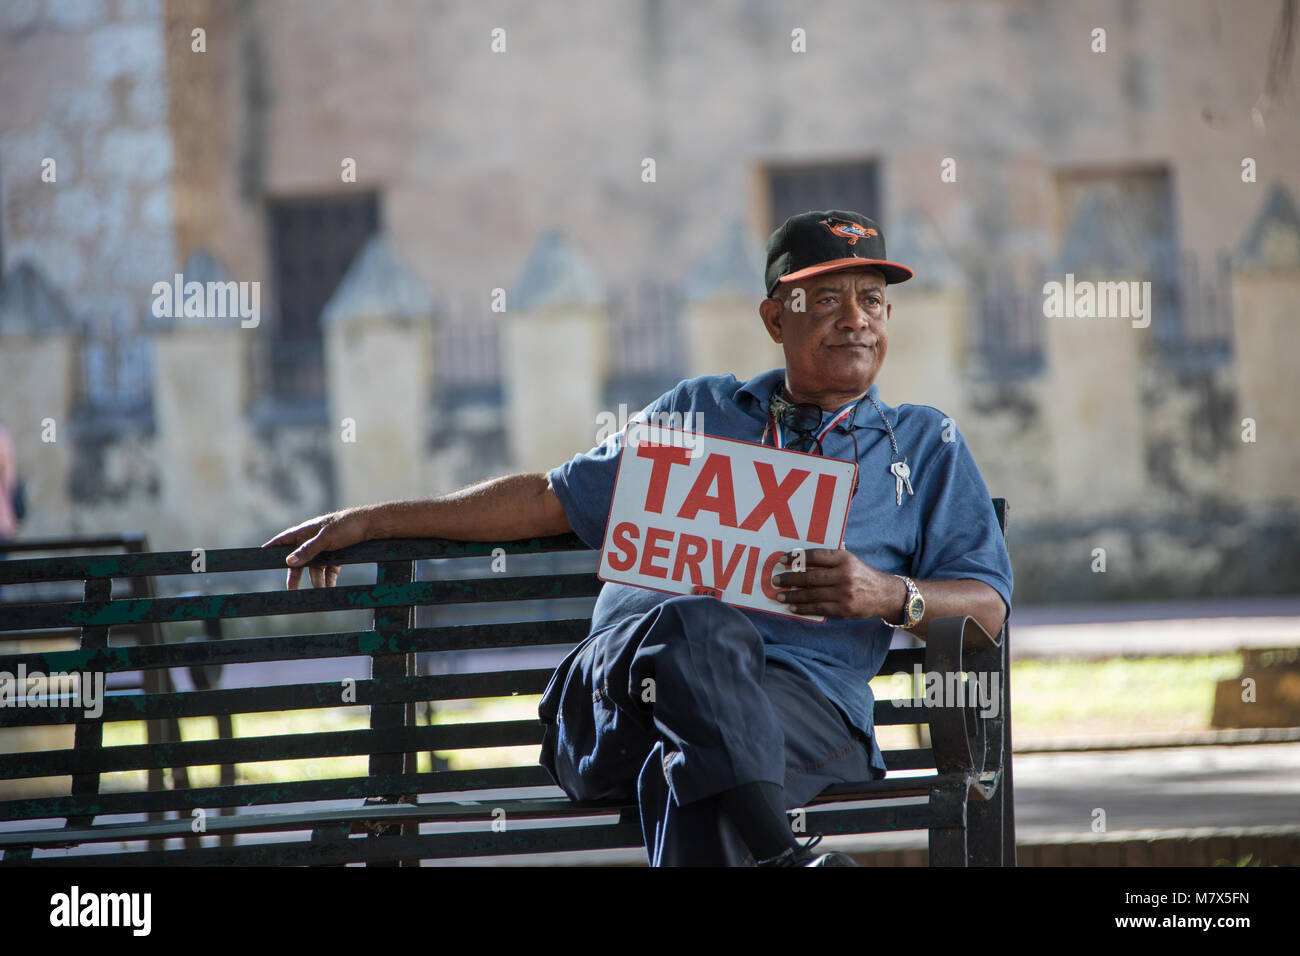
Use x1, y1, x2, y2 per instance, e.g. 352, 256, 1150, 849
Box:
841, 299, 876, 336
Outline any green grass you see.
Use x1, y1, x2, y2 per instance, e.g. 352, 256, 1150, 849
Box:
1005, 654, 1244, 741
869, 653, 1243, 750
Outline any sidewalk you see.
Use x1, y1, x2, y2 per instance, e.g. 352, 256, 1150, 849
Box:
1009, 595, 1300, 660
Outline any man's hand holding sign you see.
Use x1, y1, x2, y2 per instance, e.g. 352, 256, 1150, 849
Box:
771, 547, 907, 620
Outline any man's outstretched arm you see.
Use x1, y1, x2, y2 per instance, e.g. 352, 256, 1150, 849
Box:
261, 472, 572, 589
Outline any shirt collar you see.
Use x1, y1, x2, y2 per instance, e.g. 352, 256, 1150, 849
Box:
735, 367, 786, 414
735, 369, 898, 433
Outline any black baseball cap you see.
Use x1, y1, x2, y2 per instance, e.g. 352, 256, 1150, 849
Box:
764, 210, 914, 296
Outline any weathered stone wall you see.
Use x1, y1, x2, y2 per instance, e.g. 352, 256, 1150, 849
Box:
0, 0, 177, 321
2, 0, 1298, 604
220, 0, 1300, 298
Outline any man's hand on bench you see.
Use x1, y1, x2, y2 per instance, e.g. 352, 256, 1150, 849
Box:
262, 508, 372, 590
260, 473, 574, 591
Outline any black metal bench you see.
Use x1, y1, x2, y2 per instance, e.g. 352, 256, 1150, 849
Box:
0, 499, 1014, 866
0, 533, 216, 852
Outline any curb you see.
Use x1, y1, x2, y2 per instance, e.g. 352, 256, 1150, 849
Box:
854, 824, 1300, 867
1014, 726, 1300, 753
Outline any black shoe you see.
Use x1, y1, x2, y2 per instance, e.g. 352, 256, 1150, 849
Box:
755, 834, 858, 867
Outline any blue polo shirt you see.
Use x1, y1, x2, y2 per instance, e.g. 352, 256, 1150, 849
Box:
547, 367, 1014, 778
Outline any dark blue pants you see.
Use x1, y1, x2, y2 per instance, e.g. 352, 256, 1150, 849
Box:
538, 595, 877, 866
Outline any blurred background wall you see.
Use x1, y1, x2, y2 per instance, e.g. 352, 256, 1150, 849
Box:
1, 0, 1297, 603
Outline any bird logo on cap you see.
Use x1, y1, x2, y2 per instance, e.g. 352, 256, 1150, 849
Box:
819, 217, 878, 245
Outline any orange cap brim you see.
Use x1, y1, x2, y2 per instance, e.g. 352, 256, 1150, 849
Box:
778, 257, 914, 286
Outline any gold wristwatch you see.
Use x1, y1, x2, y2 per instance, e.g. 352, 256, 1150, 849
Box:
891, 575, 925, 630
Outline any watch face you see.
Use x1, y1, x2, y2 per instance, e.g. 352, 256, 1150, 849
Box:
907, 595, 924, 621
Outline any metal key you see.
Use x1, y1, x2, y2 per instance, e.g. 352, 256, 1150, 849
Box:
890, 461, 914, 506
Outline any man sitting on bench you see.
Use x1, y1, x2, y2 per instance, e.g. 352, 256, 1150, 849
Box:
264, 209, 1013, 867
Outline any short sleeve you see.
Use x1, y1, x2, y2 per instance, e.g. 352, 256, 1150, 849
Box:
548, 385, 681, 549
909, 426, 1014, 618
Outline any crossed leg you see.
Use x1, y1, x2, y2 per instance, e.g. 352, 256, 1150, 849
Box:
538, 595, 878, 866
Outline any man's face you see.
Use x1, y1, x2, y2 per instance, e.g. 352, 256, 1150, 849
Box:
758, 267, 891, 398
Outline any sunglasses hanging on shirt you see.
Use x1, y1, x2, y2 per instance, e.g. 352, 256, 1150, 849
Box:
763, 384, 914, 507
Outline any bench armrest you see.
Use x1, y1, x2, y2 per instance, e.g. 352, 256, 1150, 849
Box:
921, 614, 1006, 785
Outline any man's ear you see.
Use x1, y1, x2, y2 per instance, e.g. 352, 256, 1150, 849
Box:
759, 296, 785, 343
